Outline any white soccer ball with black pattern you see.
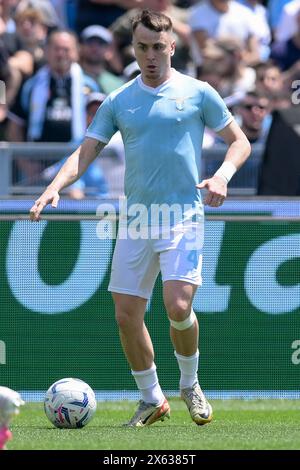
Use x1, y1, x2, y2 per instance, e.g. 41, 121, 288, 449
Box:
44, 378, 97, 428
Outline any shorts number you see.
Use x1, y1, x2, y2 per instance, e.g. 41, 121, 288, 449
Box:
187, 250, 198, 268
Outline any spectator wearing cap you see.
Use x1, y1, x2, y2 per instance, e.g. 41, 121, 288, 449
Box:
80, 25, 124, 94
86, 92, 125, 165
86, 92, 107, 127
85, 92, 125, 197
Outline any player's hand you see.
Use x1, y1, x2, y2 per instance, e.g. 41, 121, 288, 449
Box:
196, 175, 227, 207
29, 187, 60, 222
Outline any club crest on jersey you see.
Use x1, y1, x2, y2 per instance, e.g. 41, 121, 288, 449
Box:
169, 96, 191, 111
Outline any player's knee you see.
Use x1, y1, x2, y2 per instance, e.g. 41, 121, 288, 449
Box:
169, 309, 197, 331
115, 309, 142, 330
166, 299, 191, 322
115, 310, 132, 329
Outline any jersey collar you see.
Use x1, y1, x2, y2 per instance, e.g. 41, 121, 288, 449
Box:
137, 69, 179, 95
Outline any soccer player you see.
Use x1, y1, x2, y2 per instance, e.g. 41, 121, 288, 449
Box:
30, 10, 251, 427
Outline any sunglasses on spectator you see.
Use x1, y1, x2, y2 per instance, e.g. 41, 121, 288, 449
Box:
242, 103, 267, 111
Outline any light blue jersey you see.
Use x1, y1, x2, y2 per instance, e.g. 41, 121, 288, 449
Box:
86, 70, 232, 224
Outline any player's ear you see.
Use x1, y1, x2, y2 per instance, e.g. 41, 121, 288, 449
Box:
170, 42, 175, 56
170, 38, 175, 57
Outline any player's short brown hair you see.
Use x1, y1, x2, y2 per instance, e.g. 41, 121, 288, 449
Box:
132, 9, 172, 34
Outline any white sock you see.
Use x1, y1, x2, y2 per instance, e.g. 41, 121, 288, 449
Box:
131, 364, 165, 405
174, 350, 199, 389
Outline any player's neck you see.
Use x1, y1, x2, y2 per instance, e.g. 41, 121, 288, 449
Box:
141, 69, 173, 88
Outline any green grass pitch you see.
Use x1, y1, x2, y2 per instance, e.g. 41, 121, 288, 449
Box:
8, 399, 300, 450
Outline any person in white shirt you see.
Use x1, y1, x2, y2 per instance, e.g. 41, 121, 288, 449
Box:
189, 0, 260, 66
238, 0, 271, 61
275, 0, 300, 42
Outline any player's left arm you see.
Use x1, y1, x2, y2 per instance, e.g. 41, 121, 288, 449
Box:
197, 120, 251, 207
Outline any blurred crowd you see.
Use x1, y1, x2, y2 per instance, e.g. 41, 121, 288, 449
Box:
0, 0, 299, 197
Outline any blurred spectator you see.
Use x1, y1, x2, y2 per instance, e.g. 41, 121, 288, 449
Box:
0, 0, 16, 35
85, 92, 106, 127
0, 36, 13, 138
85, 91, 125, 197
0, 36, 10, 85
123, 60, 141, 81
16, 0, 60, 29
197, 39, 226, 89
198, 38, 255, 97
76, 0, 141, 32
7, 30, 99, 144
282, 63, 300, 91
43, 91, 126, 198
268, 0, 293, 31
255, 61, 285, 95
234, 91, 271, 143
0, 0, 17, 34
2, 7, 48, 77
44, 92, 109, 199
189, 0, 261, 66
275, 0, 300, 42
110, 0, 192, 72
7, 30, 99, 183
238, 0, 271, 61
271, 8, 300, 71
266, 89, 292, 112
215, 37, 256, 95
0, 35, 20, 105
79, 25, 124, 94
50, 0, 68, 27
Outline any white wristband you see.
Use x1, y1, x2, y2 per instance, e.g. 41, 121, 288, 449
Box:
214, 161, 237, 184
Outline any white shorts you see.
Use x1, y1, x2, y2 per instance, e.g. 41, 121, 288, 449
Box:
108, 224, 204, 299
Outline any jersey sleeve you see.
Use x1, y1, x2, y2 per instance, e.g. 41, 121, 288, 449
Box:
201, 83, 233, 132
85, 95, 118, 143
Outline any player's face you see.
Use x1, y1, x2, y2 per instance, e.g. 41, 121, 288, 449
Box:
132, 24, 175, 87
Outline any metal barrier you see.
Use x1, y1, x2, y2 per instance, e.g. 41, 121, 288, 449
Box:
0, 141, 265, 197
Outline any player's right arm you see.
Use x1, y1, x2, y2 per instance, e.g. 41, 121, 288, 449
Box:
29, 137, 106, 221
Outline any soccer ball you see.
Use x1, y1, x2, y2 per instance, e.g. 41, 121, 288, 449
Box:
44, 378, 97, 429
